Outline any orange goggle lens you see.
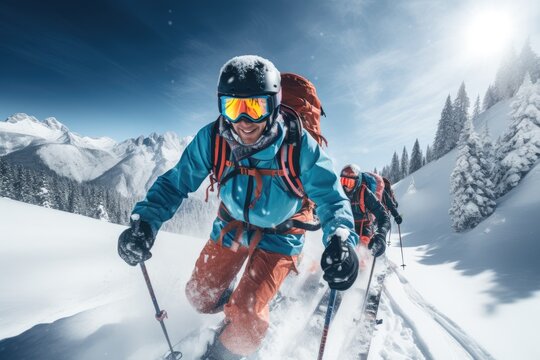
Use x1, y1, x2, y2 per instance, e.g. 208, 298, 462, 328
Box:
340, 177, 357, 189
220, 96, 271, 123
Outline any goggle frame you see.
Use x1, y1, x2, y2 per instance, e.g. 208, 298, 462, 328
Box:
219, 95, 274, 124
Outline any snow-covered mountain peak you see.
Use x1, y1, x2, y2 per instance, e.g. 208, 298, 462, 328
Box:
120, 131, 188, 154
143, 132, 159, 147
43, 117, 69, 132
5, 113, 40, 124
140, 132, 180, 148
0, 113, 70, 155
56, 131, 79, 146
94, 131, 193, 197
4, 113, 70, 133
1, 113, 70, 139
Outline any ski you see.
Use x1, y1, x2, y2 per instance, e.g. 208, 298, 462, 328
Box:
356, 271, 386, 360
278, 284, 345, 359
157, 326, 219, 360
302, 286, 344, 340
335, 257, 388, 360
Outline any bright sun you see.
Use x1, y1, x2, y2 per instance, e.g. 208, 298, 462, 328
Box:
464, 9, 515, 59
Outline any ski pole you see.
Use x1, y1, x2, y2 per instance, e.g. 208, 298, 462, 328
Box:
397, 223, 406, 269
129, 214, 181, 359
140, 262, 182, 360
357, 256, 377, 324
317, 288, 338, 360
358, 257, 377, 330
387, 222, 392, 247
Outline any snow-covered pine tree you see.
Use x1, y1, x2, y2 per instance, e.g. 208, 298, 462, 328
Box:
0, 157, 8, 197
483, 85, 498, 110
400, 146, 409, 179
518, 39, 540, 84
494, 47, 521, 100
472, 95, 481, 120
381, 165, 390, 179
493, 74, 540, 197
449, 118, 496, 232
433, 95, 454, 159
4, 161, 21, 200
51, 175, 68, 211
425, 144, 433, 163
20, 167, 35, 204
95, 202, 110, 222
68, 183, 82, 214
450, 82, 470, 150
409, 139, 423, 174
10, 165, 23, 201
390, 151, 401, 183
36, 171, 52, 208
477, 124, 497, 219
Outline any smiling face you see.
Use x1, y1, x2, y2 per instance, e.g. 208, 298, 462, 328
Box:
231, 118, 267, 144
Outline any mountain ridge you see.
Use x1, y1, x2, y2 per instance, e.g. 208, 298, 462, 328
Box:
0, 113, 192, 197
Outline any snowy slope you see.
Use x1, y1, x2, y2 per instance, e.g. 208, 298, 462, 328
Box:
378, 98, 540, 360
0, 198, 331, 360
0, 191, 521, 360
0, 197, 213, 359
3, 142, 120, 182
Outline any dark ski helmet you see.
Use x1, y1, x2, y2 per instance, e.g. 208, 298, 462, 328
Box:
217, 55, 281, 124
341, 164, 361, 178
340, 164, 362, 195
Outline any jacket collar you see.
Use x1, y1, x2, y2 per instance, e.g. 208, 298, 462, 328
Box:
219, 115, 286, 162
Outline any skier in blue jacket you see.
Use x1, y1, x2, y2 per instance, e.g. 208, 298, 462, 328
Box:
118, 55, 365, 360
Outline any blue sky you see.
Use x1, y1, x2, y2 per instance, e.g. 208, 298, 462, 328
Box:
1, 0, 539, 171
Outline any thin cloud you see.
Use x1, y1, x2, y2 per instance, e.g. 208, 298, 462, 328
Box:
325, 0, 371, 19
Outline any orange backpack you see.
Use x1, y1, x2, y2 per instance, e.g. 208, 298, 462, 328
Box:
280, 73, 327, 147
350, 172, 385, 216
350, 172, 385, 243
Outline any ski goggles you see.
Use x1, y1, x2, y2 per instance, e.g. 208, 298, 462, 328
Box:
220, 95, 272, 123
340, 176, 358, 189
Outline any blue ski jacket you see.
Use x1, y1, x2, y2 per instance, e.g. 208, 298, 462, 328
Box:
133, 120, 358, 256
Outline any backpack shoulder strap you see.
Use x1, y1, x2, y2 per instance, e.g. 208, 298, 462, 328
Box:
277, 107, 304, 198
359, 183, 367, 214
210, 117, 232, 183
281, 104, 303, 145
205, 118, 235, 202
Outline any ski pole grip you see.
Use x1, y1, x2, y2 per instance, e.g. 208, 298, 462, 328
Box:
131, 214, 141, 234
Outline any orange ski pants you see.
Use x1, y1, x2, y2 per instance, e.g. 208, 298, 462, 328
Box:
185, 239, 297, 356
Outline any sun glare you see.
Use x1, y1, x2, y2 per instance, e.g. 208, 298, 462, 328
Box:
464, 9, 514, 59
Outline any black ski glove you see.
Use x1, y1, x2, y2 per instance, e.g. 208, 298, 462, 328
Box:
368, 233, 386, 258
118, 216, 155, 266
320, 235, 359, 291
394, 215, 403, 225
